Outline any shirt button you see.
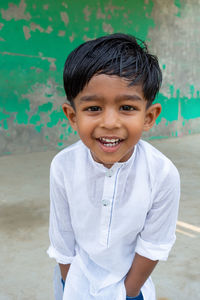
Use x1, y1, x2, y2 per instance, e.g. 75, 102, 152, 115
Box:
102, 199, 110, 206
106, 169, 113, 177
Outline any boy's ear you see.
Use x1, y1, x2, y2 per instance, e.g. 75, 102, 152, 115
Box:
62, 103, 77, 131
143, 103, 161, 132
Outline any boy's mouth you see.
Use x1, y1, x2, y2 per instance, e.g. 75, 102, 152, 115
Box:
98, 137, 123, 148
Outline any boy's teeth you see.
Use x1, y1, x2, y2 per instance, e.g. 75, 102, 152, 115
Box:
99, 137, 121, 147
100, 138, 120, 142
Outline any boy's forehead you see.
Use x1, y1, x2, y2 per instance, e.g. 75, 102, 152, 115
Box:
76, 74, 145, 99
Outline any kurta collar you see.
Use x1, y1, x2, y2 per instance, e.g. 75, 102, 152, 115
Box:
86, 143, 138, 174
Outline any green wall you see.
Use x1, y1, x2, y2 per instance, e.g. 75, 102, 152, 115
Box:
0, 0, 200, 155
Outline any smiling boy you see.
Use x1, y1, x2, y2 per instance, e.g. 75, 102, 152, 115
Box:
47, 33, 180, 300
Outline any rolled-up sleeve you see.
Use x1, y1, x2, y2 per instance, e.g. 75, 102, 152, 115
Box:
135, 164, 180, 261
47, 159, 75, 264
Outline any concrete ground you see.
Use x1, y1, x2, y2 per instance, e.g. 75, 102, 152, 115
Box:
0, 134, 199, 300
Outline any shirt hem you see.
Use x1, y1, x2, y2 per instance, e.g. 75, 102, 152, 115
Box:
135, 236, 176, 261
47, 245, 74, 264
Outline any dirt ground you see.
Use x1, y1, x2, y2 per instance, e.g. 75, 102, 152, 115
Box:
0, 134, 199, 300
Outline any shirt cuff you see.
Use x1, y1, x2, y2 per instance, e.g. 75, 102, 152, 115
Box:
47, 245, 74, 264
135, 235, 176, 261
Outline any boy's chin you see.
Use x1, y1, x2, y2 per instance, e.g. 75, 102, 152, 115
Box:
102, 162, 115, 169
96, 158, 115, 168
92, 154, 116, 168
98, 157, 122, 168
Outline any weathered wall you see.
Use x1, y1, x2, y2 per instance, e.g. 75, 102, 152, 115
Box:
0, 0, 200, 155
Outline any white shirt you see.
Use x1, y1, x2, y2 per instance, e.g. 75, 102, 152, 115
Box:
47, 140, 180, 300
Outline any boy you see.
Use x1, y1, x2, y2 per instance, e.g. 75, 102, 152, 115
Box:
47, 33, 180, 300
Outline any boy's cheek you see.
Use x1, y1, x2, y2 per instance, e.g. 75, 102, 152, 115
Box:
70, 121, 78, 131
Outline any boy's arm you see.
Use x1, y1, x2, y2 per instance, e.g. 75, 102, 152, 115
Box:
125, 164, 180, 297
59, 263, 71, 281
124, 253, 158, 297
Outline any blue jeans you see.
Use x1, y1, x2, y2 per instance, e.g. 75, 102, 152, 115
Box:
61, 278, 65, 290
61, 278, 143, 299
126, 291, 144, 299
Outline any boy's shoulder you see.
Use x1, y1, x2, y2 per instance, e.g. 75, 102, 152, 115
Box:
51, 140, 86, 169
138, 139, 180, 184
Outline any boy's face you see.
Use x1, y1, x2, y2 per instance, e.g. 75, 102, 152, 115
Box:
63, 74, 161, 168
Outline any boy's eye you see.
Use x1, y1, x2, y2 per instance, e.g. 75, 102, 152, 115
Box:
86, 106, 101, 111
120, 105, 135, 111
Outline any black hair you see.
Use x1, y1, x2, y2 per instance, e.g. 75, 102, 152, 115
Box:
63, 33, 162, 106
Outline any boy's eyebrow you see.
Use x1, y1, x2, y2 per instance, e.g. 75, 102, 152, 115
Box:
79, 94, 143, 102
115, 94, 143, 101
79, 95, 102, 102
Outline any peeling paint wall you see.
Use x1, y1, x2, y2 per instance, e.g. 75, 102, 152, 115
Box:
0, 0, 199, 155
145, 0, 200, 140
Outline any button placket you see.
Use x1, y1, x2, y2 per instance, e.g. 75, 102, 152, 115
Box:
102, 199, 110, 207
99, 170, 117, 246
105, 169, 114, 177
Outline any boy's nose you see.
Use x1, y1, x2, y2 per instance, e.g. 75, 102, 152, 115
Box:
100, 109, 121, 129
